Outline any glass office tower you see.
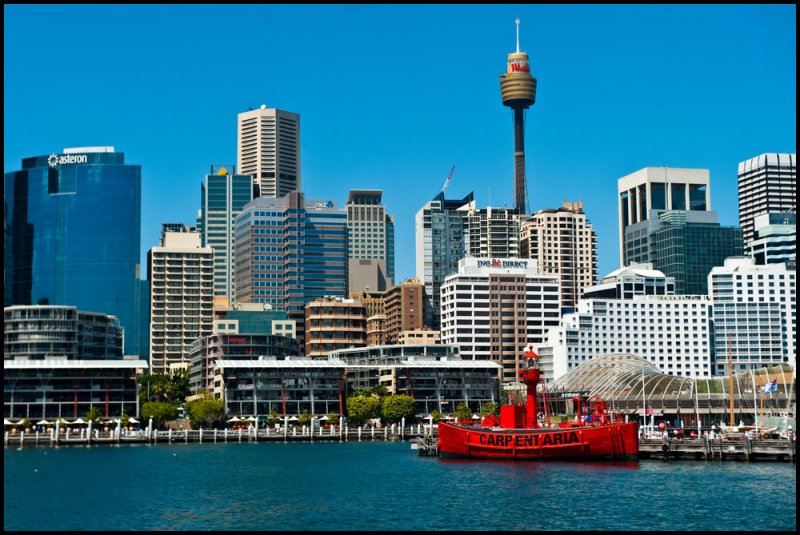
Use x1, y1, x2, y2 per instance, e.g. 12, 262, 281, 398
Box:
4, 147, 143, 355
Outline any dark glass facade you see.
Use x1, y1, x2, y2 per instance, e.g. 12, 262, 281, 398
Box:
4, 150, 143, 355
199, 166, 252, 300
624, 210, 743, 295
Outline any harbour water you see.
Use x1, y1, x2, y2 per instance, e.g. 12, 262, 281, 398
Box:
4, 441, 796, 531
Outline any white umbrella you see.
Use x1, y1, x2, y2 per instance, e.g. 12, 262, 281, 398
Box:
227, 416, 242, 423
319, 415, 330, 421
128, 417, 139, 424
444, 415, 455, 420
471, 414, 480, 420
36, 419, 51, 426
5, 418, 19, 425
72, 418, 86, 424
244, 416, 257, 422
288, 416, 299, 422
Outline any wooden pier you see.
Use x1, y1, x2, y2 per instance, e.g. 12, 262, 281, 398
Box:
639, 433, 796, 462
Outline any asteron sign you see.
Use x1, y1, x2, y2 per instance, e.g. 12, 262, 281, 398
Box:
48, 153, 88, 168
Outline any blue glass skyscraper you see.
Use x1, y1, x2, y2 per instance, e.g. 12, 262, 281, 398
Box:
234, 191, 347, 347
4, 147, 144, 355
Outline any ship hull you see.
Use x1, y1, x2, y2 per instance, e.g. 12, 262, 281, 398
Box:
437, 422, 639, 461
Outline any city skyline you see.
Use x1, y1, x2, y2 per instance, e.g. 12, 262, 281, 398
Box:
4, 5, 796, 282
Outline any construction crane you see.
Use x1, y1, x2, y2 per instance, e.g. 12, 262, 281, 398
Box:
440, 164, 456, 195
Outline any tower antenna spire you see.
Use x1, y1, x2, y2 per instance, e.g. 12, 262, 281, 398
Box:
515, 18, 520, 53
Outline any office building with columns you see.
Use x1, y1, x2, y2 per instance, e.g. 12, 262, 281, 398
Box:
618, 167, 710, 267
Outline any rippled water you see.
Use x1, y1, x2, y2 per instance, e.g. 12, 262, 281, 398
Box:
4, 441, 796, 531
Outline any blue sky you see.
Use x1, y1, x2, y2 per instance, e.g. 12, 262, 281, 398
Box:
4, 4, 796, 282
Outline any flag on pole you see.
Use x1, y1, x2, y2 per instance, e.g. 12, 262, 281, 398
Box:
761, 379, 778, 393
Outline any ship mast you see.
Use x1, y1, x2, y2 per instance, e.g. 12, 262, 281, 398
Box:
728, 336, 735, 427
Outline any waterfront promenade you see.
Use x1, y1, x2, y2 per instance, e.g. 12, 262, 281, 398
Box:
4, 422, 427, 447
6, 425, 796, 462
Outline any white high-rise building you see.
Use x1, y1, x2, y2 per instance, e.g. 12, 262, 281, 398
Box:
618, 167, 710, 266
237, 106, 300, 198
737, 153, 796, 248
148, 226, 214, 373
538, 265, 712, 381
520, 200, 598, 310
708, 257, 796, 374
440, 257, 560, 382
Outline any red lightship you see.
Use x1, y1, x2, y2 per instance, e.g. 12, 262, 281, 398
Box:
437, 348, 639, 461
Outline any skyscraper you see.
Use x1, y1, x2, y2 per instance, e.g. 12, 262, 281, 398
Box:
618, 167, 710, 267
520, 200, 598, 311
463, 206, 522, 259
147, 225, 214, 373
346, 189, 395, 293
237, 105, 300, 198
415, 191, 474, 329
737, 153, 796, 248
234, 192, 348, 346
199, 165, 252, 304
624, 210, 743, 295
4, 147, 144, 355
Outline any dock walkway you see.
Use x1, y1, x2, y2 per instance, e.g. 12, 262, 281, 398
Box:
639, 433, 796, 462
5, 423, 428, 448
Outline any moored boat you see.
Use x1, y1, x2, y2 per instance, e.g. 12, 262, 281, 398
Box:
437, 347, 639, 461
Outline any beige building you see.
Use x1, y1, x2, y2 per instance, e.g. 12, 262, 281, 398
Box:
520, 200, 598, 310
397, 328, 440, 345
148, 226, 214, 373
384, 278, 425, 344
366, 314, 387, 346
304, 297, 367, 358
237, 105, 300, 198
346, 190, 395, 292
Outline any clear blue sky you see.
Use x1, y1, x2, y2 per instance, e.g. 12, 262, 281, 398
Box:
4, 5, 796, 282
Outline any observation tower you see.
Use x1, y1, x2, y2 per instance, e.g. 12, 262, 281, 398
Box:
499, 19, 537, 215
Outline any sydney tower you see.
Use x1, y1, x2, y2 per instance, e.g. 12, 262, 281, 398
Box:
499, 19, 537, 215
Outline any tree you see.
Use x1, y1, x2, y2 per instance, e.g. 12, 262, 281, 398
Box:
326, 412, 340, 426
381, 395, 416, 423
346, 396, 381, 425
84, 406, 103, 424
454, 402, 472, 421
186, 398, 224, 429
138, 371, 189, 404
298, 410, 312, 427
430, 410, 443, 422
141, 401, 178, 428
479, 402, 499, 418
